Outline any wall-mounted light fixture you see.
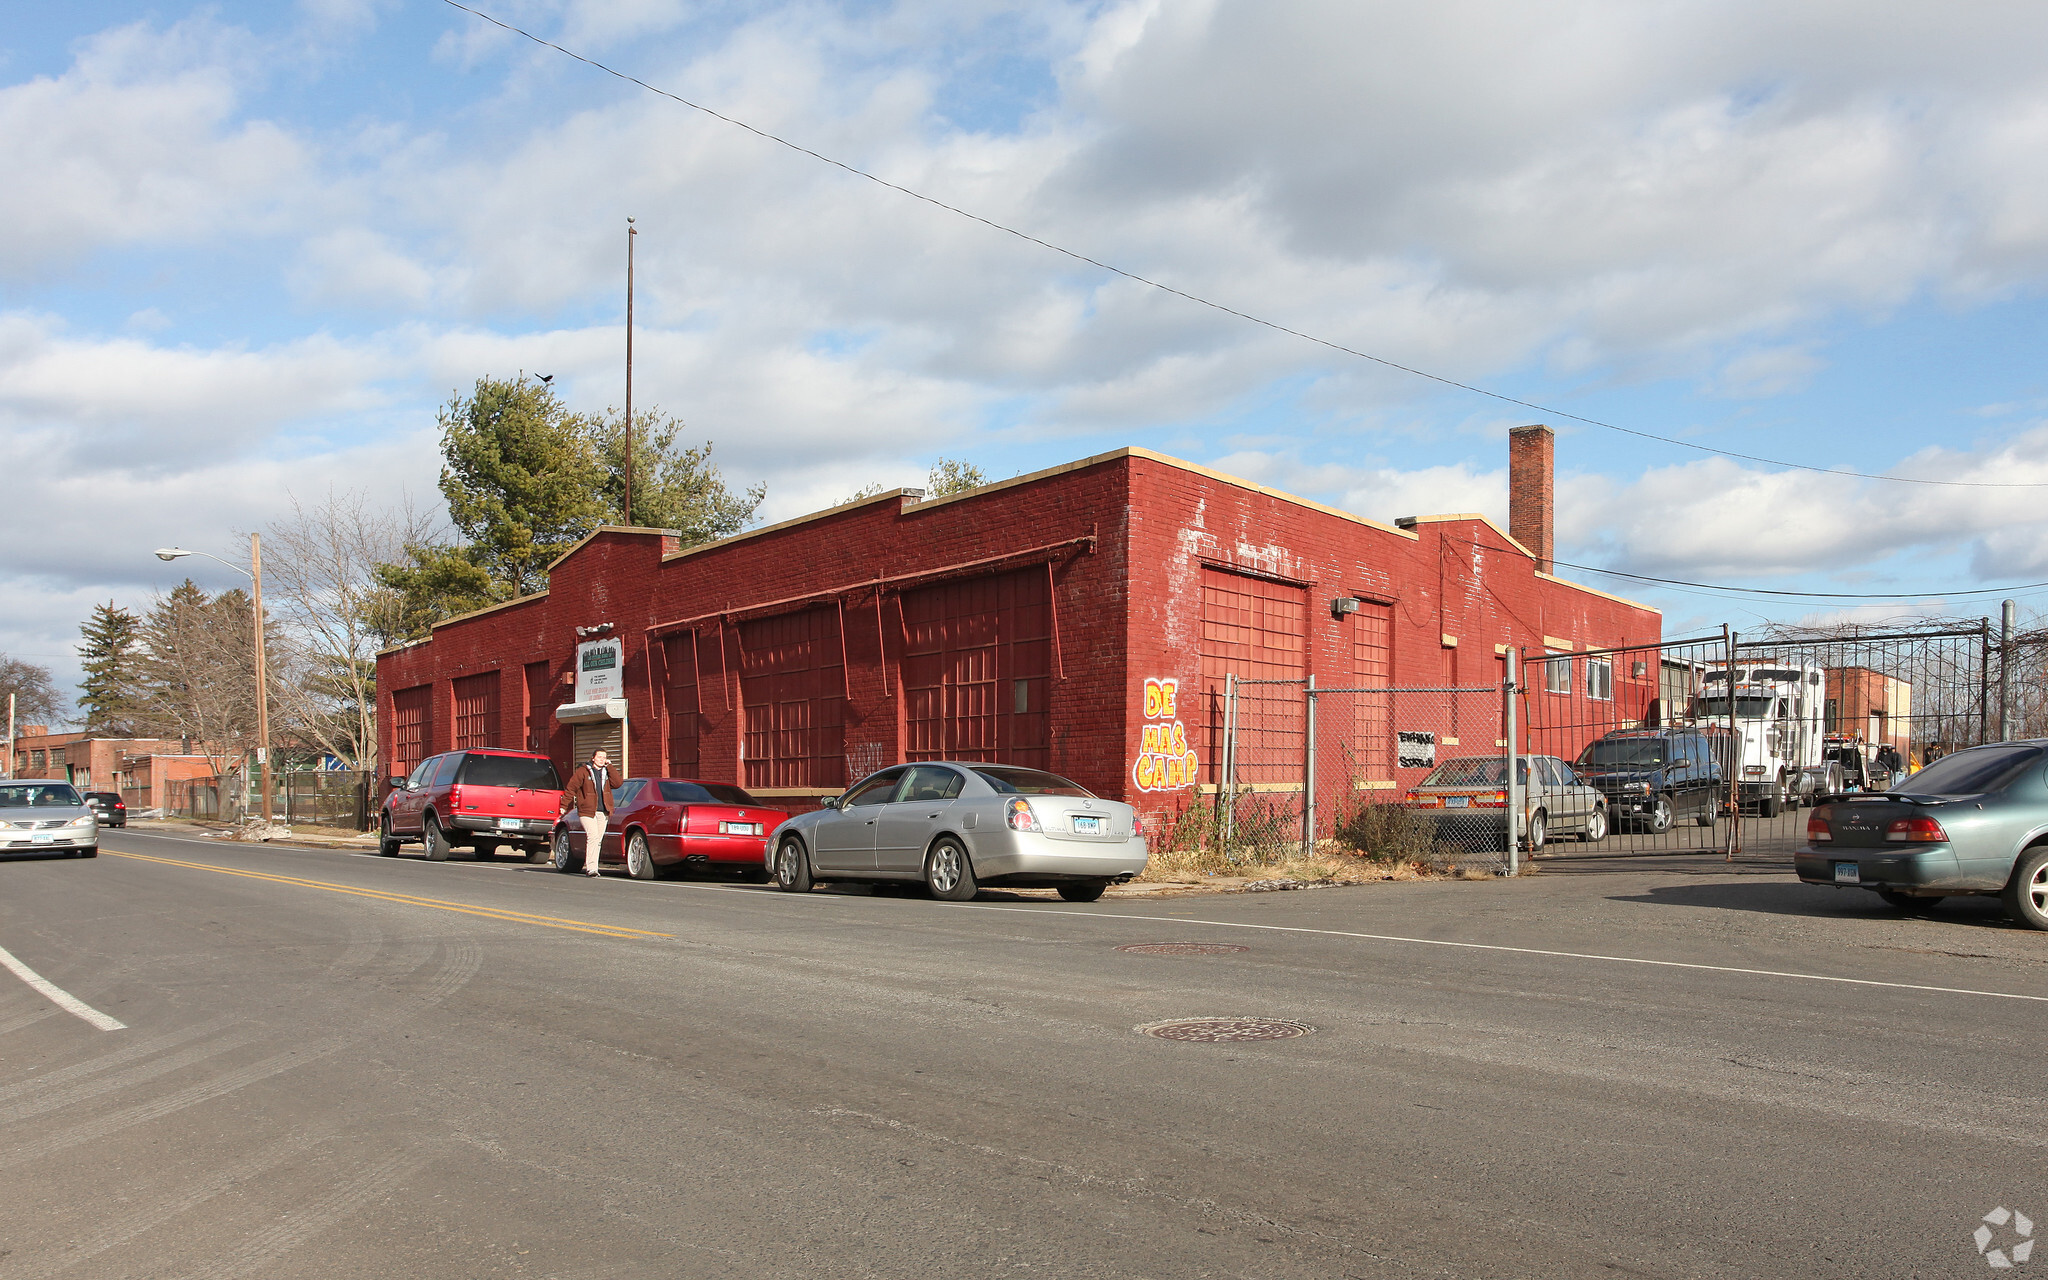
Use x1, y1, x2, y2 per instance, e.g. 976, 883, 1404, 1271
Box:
1330, 597, 1360, 618
576, 623, 615, 639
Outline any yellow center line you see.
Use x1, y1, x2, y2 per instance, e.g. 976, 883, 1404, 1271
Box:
106, 851, 674, 940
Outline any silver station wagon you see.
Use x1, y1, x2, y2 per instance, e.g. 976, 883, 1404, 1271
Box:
770, 762, 1147, 902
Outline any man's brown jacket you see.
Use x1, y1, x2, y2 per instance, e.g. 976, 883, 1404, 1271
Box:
560, 764, 619, 817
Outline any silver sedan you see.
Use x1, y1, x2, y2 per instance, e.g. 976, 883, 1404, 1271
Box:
769, 762, 1147, 902
0, 780, 100, 857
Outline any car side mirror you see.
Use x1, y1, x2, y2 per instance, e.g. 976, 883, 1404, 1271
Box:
820, 796, 840, 810
387, 776, 408, 790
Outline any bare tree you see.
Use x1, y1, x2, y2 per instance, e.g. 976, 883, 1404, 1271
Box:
138, 581, 263, 781
258, 489, 433, 769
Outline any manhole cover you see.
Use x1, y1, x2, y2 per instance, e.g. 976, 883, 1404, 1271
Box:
1135, 1017, 1316, 1042
1115, 942, 1250, 956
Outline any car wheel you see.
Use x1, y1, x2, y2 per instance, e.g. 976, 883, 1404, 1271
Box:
1057, 881, 1108, 903
1645, 796, 1674, 835
1877, 890, 1944, 913
1522, 810, 1546, 855
1580, 806, 1607, 843
773, 837, 813, 893
1696, 802, 1718, 828
377, 814, 401, 857
524, 841, 550, 864
1759, 778, 1783, 819
626, 831, 658, 881
925, 836, 978, 901
551, 827, 578, 875
422, 814, 452, 861
2001, 847, 2048, 930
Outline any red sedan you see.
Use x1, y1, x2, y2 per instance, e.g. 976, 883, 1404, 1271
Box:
551, 778, 788, 881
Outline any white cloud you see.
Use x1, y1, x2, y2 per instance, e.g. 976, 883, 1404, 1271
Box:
0, 18, 309, 276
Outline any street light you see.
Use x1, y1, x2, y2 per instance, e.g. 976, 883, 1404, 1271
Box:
153, 537, 273, 826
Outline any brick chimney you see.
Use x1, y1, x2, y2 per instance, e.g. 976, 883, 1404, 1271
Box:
1508, 424, 1554, 573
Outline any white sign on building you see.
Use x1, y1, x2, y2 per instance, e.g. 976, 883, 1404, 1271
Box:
574, 638, 624, 704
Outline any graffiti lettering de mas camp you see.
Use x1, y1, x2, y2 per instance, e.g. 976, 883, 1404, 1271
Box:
1133, 678, 1200, 792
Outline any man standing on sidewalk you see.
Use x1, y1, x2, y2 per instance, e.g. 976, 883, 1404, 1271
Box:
561, 749, 619, 877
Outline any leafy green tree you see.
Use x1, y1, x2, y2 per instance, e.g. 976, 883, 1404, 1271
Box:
926, 457, 988, 497
76, 601, 145, 735
592, 405, 764, 540
372, 376, 764, 643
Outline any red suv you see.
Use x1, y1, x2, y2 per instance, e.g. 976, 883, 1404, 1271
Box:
381, 748, 563, 861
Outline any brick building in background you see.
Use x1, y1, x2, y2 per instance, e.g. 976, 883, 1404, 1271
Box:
7, 727, 214, 811
376, 429, 1662, 830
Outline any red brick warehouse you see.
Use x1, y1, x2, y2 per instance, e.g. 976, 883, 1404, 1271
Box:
375, 429, 1663, 832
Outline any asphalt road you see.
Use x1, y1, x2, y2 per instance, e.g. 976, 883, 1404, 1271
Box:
2, 828, 2043, 1279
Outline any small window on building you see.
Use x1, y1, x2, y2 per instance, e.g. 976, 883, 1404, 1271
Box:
1586, 657, 1612, 701
1543, 654, 1571, 694
1824, 699, 1839, 733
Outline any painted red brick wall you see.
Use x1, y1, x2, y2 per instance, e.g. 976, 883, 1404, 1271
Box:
376, 448, 1661, 834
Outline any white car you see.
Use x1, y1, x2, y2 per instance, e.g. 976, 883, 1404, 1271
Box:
769, 762, 1146, 902
0, 780, 99, 857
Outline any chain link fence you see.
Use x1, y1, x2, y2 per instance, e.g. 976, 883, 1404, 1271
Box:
1182, 615, 1998, 871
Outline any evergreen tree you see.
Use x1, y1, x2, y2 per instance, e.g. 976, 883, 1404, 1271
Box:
76, 601, 145, 735
372, 376, 763, 643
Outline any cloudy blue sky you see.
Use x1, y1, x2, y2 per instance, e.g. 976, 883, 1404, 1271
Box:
8, 0, 2048, 709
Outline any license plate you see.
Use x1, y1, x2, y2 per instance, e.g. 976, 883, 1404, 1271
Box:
719, 821, 762, 836
1833, 862, 1860, 884
1445, 795, 1470, 809
31, 834, 54, 844
1072, 815, 1105, 834
497, 817, 523, 831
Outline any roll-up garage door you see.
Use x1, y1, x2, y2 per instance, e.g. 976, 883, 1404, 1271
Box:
572, 719, 625, 777
901, 568, 1050, 768
1199, 566, 1306, 785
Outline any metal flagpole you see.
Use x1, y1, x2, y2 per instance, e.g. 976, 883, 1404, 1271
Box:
624, 217, 637, 526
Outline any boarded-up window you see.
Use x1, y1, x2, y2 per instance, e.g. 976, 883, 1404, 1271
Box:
524, 661, 554, 754
901, 569, 1051, 768
663, 632, 701, 777
392, 685, 433, 776
1200, 567, 1306, 785
453, 671, 501, 749
739, 608, 845, 790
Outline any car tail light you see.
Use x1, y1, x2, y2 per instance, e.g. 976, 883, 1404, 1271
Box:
1005, 798, 1041, 832
113, 801, 125, 809
1885, 816, 1949, 843
1406, 793, 1440, 808
1472, 791, 1509, 808
447, 785, 463, 810
1807, 814, 1832, 843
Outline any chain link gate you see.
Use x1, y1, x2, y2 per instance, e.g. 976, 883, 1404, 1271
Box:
1518, 631, 1742, 857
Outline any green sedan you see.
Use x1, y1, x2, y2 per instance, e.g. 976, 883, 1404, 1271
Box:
1795, 740, 2048, 928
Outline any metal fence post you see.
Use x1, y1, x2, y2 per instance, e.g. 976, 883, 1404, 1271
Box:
2000, 600, 2016, 741
1221, 673, 1238, 849
1725, 625, 1740, 860
1504, 650, 1519, 877
1302, 675, 1317, 859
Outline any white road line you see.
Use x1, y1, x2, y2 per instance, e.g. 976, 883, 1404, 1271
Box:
0, 943, 126, 1031
950, 902, 2048, 1005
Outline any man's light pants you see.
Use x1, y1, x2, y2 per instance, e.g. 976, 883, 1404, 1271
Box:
581, 811, 607, 873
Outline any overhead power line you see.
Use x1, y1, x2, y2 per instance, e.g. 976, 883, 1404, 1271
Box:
442, 0, 2047, 490
1552, 556, 2048, 601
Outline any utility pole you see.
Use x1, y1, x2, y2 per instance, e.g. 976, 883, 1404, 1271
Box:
252, 532, 272, 825
624, 216, 636, 526
5, 693, 14, 779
